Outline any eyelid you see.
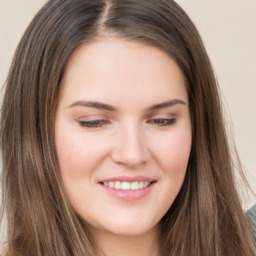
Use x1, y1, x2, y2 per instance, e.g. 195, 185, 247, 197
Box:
78, 119, 110, 128
78, 114, 108, 121
146, 112, 176, 120
147, 117, 177, 127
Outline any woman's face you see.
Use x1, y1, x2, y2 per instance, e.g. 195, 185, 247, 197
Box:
55, 38, 192, 238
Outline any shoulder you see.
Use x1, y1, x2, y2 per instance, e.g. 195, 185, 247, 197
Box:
247, 204, 256, 239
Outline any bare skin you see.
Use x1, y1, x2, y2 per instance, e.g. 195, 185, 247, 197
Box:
55, 38, 191, 255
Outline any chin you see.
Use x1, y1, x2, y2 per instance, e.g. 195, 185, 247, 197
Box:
96, 217, 160, 237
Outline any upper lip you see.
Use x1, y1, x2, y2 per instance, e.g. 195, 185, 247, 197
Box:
99, 176, 156, 183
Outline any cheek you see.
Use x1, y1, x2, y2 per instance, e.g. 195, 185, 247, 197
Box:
143, 128, 191, 221
150, 128, 191, 214
55, 129, 108, 179
152, 128, 191, 176
154, 129, 191, 208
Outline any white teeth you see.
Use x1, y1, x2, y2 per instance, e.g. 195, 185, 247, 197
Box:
131, 181, 139, 190
102, 181, 151, 190
121, 182, 130, 190
138, 181, 144, 189
115, 181, 121, 189
109, 181, 114, 188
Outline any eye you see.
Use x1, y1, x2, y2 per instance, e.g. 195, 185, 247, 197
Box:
147, 118, 176, 126
78, 119, 110, 128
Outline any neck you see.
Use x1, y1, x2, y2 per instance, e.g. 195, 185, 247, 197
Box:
92, 224, 160, 256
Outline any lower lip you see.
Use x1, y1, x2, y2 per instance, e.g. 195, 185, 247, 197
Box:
99, 182, 155, 201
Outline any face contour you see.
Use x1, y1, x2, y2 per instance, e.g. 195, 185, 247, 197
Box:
55, 38, 192, 239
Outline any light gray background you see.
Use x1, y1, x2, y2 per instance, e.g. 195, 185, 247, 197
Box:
0, 0, 255, 211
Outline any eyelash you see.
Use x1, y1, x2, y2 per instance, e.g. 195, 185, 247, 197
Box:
147, 118, 176, 126
79, 120, 108, 128
78, 118, 176, 128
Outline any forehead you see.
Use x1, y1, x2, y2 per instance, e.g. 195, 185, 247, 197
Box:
60, 38, 188, 108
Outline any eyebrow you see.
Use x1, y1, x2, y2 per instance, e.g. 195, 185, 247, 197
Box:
68, 99, 186, 112
68, 101, 117, 111
148, 99, 186, 111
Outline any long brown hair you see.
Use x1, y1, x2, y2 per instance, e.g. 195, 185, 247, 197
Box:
1, 0, 255, 255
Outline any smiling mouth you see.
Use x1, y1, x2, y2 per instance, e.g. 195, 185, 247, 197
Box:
99, 177, 156, 200
100, 181, 154, 191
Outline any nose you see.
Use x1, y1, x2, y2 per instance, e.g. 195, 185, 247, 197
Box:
111, 123, 150, 168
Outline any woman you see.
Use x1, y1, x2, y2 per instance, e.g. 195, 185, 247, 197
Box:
0, 0, 255, 255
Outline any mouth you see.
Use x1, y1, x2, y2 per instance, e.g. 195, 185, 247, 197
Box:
98, 176, 156, 200
100, 180, 155, 191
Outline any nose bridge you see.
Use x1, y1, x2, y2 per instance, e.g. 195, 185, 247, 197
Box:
111, 121, 149, 167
